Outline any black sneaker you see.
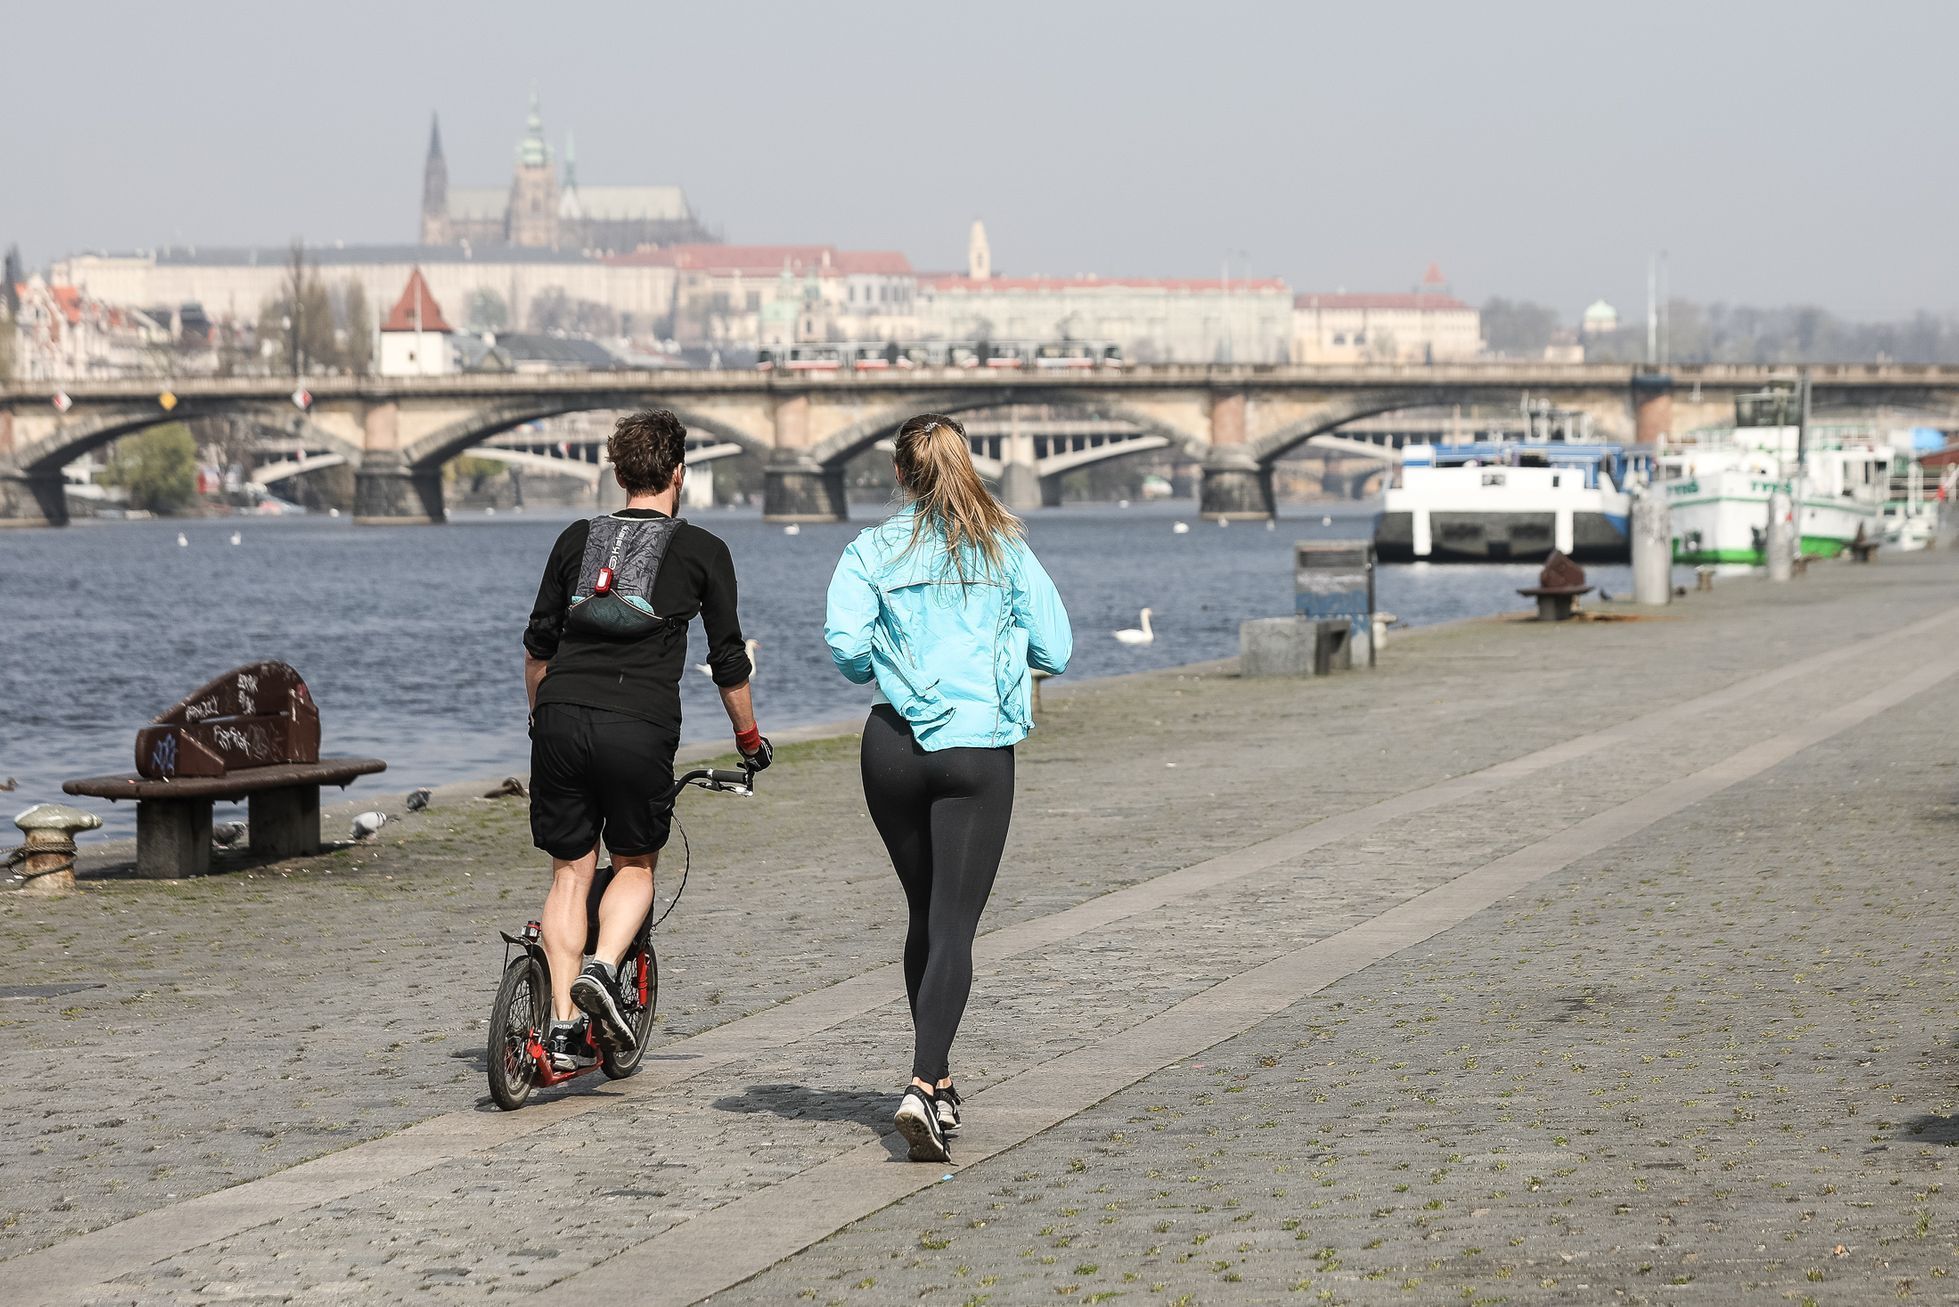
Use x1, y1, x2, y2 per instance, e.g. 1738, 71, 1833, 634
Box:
570, 961, 637, 1052
544, 1021, 596, 1073
894, 1085, 951, 1163
935, 1083, 963, 1133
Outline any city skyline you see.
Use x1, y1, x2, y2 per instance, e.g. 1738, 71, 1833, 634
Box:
9, 1, 1959, 321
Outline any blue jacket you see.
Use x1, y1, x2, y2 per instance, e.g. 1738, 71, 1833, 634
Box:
825, 508, 1072, 751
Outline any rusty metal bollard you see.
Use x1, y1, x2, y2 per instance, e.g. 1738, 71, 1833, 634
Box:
10, 803, 101, 894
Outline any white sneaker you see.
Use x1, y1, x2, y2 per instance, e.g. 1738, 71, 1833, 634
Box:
894, 1085, 951, 1163
934, 1084, 962, 1133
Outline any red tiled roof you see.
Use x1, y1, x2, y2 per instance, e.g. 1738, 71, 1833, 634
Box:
1294, 292, 1473, 312
381, 268, 451, 332
831, 249, 912, 276
924, 274, 1289, 294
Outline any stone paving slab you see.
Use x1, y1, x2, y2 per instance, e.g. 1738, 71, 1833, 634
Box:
2, 552, 1956, 1306
725, 635, 1959, 1304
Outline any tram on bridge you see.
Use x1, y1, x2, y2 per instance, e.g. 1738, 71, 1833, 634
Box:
757, 339, 1124, 372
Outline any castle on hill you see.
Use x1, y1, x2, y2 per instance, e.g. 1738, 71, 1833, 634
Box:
419, 93, 714, 253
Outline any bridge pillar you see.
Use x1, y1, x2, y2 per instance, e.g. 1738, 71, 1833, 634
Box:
997, 460, 1045, 512
353, 403, 444, 525
354, 456, 445, 525
763, 454, 846, 522
0, 469, 68, 528
1632, 373, 1673, 445
762, 395, 846, 522
1199, 448, 1275, 520
1200, 391, 1273, 519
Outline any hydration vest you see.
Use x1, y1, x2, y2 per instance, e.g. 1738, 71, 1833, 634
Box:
564, 513, 683, 638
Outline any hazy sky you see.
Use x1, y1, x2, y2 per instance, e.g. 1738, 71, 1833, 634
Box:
9, 1, 1956, 320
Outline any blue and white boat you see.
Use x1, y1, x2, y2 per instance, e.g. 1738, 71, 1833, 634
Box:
1376, 440, 1648, 563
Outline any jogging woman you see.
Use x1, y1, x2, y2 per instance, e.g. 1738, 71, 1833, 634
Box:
823, 413, 1072, 1163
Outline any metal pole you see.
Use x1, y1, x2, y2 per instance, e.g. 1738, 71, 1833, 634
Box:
1792, 368, 1811, 559
1645, 253, 1657, 367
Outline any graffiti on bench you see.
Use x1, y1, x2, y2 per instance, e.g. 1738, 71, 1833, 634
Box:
134, 661, 321, 779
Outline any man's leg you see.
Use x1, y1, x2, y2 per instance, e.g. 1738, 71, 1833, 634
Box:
592, 851, 657, 966
541, 846, 600, 1022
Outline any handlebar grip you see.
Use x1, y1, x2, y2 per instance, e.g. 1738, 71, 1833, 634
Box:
708, 769, 750, 786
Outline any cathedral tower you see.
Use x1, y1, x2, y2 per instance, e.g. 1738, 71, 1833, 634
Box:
967, 219, 991, 281
506, 91, 560, 248
420, 115, 449, 245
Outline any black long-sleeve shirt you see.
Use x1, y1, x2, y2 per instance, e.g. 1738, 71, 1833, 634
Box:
524, 510, 749, 732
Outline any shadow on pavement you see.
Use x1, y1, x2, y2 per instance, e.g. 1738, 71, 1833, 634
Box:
712, 1082, 892, 1131
1901, 1114, 1959, 1145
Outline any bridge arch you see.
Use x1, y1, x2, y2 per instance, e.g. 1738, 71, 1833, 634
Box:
804, 391, 1210, 471
398, 397, 771, 472
1244, 389, 1476, 467
19, 403, 363, 477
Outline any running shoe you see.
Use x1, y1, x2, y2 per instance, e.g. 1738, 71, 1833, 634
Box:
544, 1021, 596, 1073
570, 961, 637, 1052
935, 1083, 963, 1133
894, 1085, 951, 1163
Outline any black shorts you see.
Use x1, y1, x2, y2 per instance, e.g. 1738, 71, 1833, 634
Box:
529, 703, 678, 860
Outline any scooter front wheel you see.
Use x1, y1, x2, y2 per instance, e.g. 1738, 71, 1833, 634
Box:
487, 955, 547, 1110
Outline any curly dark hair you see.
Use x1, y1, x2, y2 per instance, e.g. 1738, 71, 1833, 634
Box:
608, 409, 688, 496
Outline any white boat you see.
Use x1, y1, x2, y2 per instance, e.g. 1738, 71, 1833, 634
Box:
1879, 433, 1955, 552
1660, 425, 1893, 566
1375, 439, 1646, 562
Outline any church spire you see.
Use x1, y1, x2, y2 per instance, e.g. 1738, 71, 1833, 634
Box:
420, 112, 449, 245
517, 88, 550, 168
563, 130, 577, 190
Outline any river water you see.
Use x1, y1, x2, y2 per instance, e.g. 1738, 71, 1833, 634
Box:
0, 501, 1639, 841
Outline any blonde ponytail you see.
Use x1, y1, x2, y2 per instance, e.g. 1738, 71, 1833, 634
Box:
893, 413, 1022, 578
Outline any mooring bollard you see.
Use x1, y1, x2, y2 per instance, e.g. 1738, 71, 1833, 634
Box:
1696, 566, 1715, 592
1631, 483, 1673, 606
10, 803, 101, 894
1030, 668, 1051, 715
1766, 490, 1795, 583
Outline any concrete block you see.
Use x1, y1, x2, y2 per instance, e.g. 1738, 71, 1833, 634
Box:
1240, 617, 1355, 677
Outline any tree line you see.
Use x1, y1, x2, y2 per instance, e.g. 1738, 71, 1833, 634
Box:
1482, 296, 1959, 365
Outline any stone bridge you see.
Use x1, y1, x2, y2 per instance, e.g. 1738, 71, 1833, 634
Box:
4, 363, 1957, 526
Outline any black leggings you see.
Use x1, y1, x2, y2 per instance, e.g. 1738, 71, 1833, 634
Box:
860, 705, 1016, 1083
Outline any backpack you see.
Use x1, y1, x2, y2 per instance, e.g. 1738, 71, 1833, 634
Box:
564, 514, 684, 637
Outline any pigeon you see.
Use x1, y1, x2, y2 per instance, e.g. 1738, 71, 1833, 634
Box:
351, 811, 389, 840
212, 821, 247, 848
405, 787, 432, 813
483, 777, 528, 799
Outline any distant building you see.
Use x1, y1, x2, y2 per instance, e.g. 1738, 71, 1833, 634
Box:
1291, 264, 1483, 363
610, 244, 916, 347
419, 95, 714, 253
8, 275, 172, 380
1580, 299, 1619, 336
377, 269, 454, 376
967, 220, 991, 281
917, 272, 1292, 364
54, 245, 679, 341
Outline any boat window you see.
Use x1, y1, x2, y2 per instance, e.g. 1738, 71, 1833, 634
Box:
1482, 472, 1505, 487
1551, 475, 1561, 488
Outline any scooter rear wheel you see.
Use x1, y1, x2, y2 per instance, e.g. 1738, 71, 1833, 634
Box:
488, 955, 547, 1110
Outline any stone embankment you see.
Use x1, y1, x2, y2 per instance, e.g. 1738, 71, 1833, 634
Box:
2, 550, 1954, 1304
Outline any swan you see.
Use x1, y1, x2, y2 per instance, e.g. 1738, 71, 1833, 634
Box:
328, 507, 341, 518
1117, 498, 1131, 509
1171, 521, 1190, 535
228, 530, 242, 546
696, 638, 761, 679
1114, 608, 1155, 645
176, 532, 189, 547
783, 523, 801, 536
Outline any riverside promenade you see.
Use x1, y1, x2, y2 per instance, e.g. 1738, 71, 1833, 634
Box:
3, 549, 1957, 1305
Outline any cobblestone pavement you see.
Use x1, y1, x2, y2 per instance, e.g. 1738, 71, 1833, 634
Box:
3, 552, 1956, 1305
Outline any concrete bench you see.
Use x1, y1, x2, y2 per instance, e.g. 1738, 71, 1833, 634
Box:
60, 660, 386, 878
64, 758, 387, 878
